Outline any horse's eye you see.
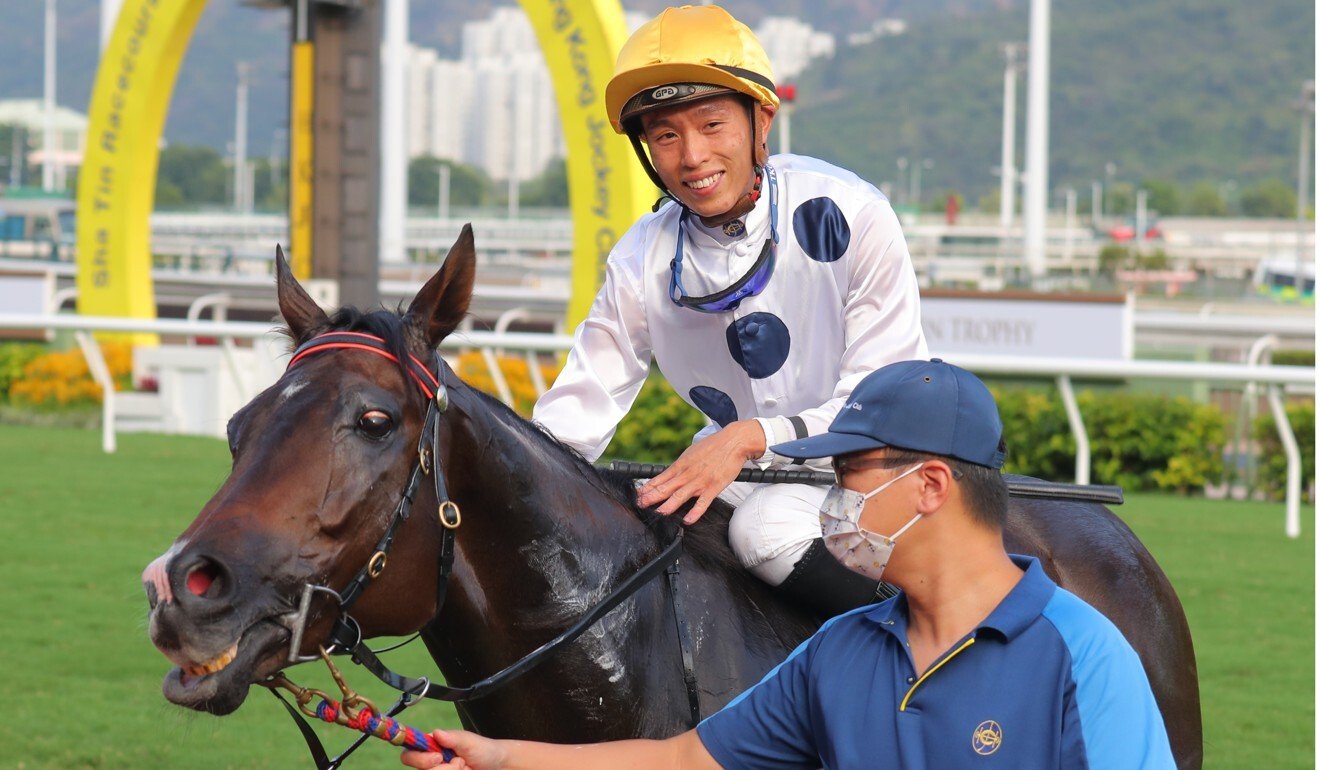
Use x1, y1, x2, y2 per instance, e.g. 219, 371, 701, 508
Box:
357, 410, 394, 439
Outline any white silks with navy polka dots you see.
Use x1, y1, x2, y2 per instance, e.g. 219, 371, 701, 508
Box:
533, 154, 928, 466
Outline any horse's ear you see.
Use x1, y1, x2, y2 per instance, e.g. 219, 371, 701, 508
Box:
275, 244, 329, 343
407, 224, 476, 348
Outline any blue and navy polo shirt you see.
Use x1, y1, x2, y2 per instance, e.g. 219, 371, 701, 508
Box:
696, 556, 1175, 769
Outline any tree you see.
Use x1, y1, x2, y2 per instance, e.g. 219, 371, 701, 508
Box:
1107, 182, 1136, 216
1239, 179, 1297, 218
1184, 182, 1227, 216
408, 156, 491, 209
1140, 179, 1180, 216
519, 157, 569, 208
157, 145, 228, 206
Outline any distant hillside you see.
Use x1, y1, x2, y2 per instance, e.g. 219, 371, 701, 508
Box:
0, 0, 1311, 204
791, 0, 1314, 202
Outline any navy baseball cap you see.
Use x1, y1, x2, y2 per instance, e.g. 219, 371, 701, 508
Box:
771, 359, 1006, 468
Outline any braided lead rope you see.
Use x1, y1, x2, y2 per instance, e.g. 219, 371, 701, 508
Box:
312, 698, 455, 761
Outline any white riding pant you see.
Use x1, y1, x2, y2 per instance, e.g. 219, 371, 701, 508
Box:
721, 482, 828, 587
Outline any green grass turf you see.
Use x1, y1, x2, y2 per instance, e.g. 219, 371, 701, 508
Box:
0, 425, 1312, 768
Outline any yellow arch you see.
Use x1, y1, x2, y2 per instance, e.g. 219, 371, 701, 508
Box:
76, 0, 207, 330
77, 0, 649, 331
519, 0, 654, 327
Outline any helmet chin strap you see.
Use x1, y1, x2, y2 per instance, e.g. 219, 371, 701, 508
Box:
629, 98, 770, 225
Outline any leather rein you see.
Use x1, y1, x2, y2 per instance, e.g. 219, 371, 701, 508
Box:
264, 331, 698, 769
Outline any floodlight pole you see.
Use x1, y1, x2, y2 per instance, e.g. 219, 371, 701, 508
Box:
1000, 43, 1025, 231
234, 62, 251, 212
1296, 80, 1314, 289
1022, 0, 1051, 279
100, 0, 122, 51
43, 0, 57, 191
776, 84, 797, 156
379, 0, 408, 263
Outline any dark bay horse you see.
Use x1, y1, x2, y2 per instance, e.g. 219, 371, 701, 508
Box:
144, 226, 1201, 767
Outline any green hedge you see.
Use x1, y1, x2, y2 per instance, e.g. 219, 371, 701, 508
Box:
604, 375, 708, 463
0, 342, 45, 402
604, 376, 1227, 493
1253, 400, 1316, 503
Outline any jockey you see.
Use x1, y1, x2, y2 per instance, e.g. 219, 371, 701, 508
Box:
532, 4, 927, 616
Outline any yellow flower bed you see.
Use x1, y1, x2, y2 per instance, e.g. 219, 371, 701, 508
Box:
9, 343, 133, 408
453, 351, 560, 417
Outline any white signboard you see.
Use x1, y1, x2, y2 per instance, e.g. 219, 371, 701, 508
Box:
920, 290, 1132, 360
0, 270, 52, 316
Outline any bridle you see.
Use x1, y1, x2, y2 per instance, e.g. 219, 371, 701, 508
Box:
262, 330, 698, 769
279, 330, 460, 664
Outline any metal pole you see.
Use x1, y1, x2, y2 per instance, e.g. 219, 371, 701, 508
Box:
42, 0, 57, 192
75, 331, 116, 453
1091, 180, 1101, 224
1135, 188, 1148, 256
1023, 0, 1051, 278
379, 0, 408, 263
1000, 44, 1023, 231
1064, 187, 1076, 264
508, 90, 519, 219
1296, 80, 1314, 290
1265, 385, 1303, 538
896, 157, 907, 207
234, 62, 250, 211
1056, 375, 1090, 485
438, 163, 451, 220
100, 0, 123, 51
779, 102, 792, 156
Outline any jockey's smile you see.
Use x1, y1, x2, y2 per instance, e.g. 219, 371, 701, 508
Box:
639, 94, 776, 223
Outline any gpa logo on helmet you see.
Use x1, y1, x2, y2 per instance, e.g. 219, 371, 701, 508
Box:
651, 86, 680, 101
971, 720, 1003, 756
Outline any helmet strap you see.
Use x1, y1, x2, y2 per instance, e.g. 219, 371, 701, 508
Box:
699, 98, 764, 228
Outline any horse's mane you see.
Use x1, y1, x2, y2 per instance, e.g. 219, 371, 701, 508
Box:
286, 306, 751, 581
465, 384, 751, 580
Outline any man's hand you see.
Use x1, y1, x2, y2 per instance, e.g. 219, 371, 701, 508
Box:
401, 730, 504, 769
636, 420, 766, 524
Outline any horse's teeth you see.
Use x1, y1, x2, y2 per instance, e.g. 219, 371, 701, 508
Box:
184, 643, 238, 678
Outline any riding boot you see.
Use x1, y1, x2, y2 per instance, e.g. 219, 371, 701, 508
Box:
774, 538, 899, 619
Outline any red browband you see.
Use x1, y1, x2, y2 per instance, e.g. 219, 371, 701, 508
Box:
287, 331, 439, 399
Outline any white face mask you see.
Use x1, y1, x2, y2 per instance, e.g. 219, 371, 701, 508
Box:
819, 463, 924, 582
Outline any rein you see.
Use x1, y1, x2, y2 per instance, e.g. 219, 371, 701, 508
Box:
263, 332, 695, 769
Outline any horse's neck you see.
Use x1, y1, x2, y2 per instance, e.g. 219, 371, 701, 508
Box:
443, 390, 657, 613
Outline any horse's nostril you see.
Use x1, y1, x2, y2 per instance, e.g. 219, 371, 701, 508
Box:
186, 563, 219, 597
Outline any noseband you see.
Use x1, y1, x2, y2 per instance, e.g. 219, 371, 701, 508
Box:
265, 331, 695, 769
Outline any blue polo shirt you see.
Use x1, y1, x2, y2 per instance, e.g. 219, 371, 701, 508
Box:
696, 556, 1175, 769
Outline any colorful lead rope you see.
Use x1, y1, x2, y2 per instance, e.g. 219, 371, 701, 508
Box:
313, 697, 456, 762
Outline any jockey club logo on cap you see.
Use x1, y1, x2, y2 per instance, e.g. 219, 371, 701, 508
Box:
972, 720, 1003, 756
651, 85, 679, 100
847, 400, 863, 411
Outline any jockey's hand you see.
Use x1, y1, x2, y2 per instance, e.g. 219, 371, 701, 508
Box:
401, 729, 504, 769
637, 420, 765, 524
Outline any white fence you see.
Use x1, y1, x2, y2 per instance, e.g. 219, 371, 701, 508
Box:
1, 313, 1313, 538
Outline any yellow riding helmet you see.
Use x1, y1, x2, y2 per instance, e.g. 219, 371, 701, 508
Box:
606, 5, 779, 135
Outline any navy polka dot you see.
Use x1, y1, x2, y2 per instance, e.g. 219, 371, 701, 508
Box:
726, 312, 791, 379
689, 386, 737, 427
793, 197, 851, 263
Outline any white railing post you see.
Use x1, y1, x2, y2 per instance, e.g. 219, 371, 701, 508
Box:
74, 331, 116, 453
481, 348, 515, 407
1056, 375, 1090, 485
1265, 384, 1303, 538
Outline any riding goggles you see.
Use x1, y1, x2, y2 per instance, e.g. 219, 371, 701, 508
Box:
669, 166, 779, 314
